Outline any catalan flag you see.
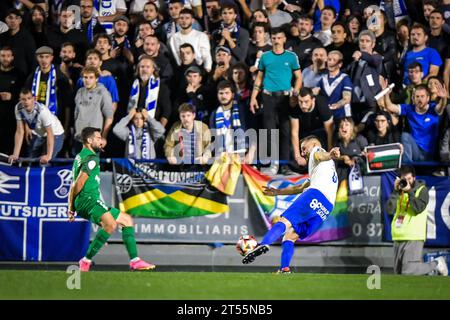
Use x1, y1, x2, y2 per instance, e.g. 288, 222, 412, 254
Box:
113, 159, 229, 218
242, 164, 351, 243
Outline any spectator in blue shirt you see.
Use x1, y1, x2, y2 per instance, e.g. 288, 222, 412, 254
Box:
380, 83, 448, 162
402, 23, 442, 85
311, 0, 341, 32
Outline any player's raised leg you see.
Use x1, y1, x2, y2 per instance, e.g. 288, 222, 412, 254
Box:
79, 212, 117, 272
242, 217, 292, 264
116, 212, 156, 271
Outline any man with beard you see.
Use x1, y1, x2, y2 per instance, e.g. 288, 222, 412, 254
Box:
69, 126, 156, 272
163, 0, 203, 40
211, 4, 249, 63
0, 46, 24, 154
110, 15, 134, 67
210, 80, 247, 156
59, 42, 83, 87
0, 9, 36, 76
302, 47, 327, 88
380, 83, 448, 162
127, 55, 171, 128
25, 46, 73, 134
47, 7, 88, 65
402, 23, 442, 85
76, 0, 106, 44
132, 21, 155, 60
169, 9, 212, 72
290, 88, 333, 164
143, 35, 174, 84
292, 15, 323, 70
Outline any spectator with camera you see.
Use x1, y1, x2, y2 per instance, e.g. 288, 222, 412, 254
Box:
386, 165, 448, 276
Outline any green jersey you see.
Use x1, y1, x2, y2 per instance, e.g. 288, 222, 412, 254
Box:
72, 148, 101, 200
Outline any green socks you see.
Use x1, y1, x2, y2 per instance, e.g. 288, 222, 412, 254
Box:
85, 226, 138, 261
86, 229, 111, 260
122, 226, 138, 260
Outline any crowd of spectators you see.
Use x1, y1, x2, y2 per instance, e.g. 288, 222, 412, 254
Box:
0, 0, 449, 176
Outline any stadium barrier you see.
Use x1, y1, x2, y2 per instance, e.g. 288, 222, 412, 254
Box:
0, 158, 449, 261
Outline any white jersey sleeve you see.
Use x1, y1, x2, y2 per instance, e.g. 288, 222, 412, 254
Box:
308, 147, 339, 205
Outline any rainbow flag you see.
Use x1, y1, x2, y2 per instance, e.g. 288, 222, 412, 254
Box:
113, 159, 229, 218
242, 164, 351, 243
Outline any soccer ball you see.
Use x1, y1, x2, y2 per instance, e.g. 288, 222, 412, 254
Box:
236, 235, 258, 256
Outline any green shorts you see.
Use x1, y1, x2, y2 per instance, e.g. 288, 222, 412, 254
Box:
74, 196, 120, 225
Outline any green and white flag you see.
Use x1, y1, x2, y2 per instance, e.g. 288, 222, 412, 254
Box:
365, 143, 402, 173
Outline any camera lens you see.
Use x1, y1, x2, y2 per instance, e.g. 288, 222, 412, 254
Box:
399, 179, 408, 188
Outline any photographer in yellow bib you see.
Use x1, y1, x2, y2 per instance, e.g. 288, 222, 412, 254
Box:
386, 165, 447, 276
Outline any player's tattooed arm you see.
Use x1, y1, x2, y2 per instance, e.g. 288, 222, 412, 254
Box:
68, 172, 89, 222
313, 147, 340, 162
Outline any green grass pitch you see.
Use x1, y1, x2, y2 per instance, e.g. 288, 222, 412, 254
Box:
1, 271, 449, 299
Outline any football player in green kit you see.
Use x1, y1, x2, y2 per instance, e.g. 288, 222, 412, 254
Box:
68, 127, 155, 272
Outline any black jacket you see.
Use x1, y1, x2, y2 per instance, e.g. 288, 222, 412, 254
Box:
375, 30, 398, 82
346, 52, 383, 108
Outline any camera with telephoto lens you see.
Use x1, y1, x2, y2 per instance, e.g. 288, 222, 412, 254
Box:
399, 178, 408, 189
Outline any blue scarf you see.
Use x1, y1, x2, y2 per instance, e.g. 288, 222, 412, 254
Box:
221, 22, 240, 42
113, 35, 131, 50
76, 16, 98, 43
128, 125, 151, 159
215, 102, 245, 153
129, 76, 160, 118
87, 16, 98, 43
31, 65, 58, 115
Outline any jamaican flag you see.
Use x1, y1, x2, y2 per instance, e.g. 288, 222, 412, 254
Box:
113, 159, 229, 218
365, 143, 402, 173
